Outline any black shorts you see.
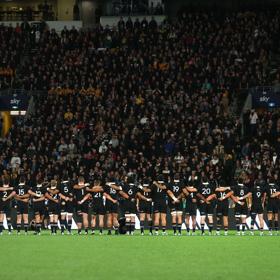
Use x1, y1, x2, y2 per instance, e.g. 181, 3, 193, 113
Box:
0, 202, 11, 216
33, 202, 46, 216
169, 201, 183, 213
199, 202, 214, 216
48, 203, 60, 215
267, 200, 279, 214
153, 200, 167, 213
16, 201, 29, 215
60, 200, 74, 214
92, 201, 105, 215
123, 200, 137, 214
76, 201, 90, 214
105, 200, 119, 214
185, 202, 197, 216
235, 204, 248, 216
139, 201, 152, 214
216, 201, 229, 216
251, 204, 264, 215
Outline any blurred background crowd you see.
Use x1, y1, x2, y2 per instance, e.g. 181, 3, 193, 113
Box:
0, 7, 280, 186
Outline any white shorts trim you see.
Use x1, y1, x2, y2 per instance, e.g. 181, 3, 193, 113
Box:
171, 211, 183, 215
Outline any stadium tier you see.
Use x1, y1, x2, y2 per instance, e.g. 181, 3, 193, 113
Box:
0, 9, 280, 237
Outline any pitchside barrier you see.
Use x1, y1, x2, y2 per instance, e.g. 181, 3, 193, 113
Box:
2, 207, 268, 231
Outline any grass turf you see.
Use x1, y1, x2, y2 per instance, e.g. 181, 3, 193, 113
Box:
0, 231, 279, 280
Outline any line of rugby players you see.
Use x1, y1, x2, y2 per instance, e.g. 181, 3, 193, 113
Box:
0, 172, 279, 236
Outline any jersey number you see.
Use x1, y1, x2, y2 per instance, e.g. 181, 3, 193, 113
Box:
270, 189, 276, 195
18, 189, 25, 196
3, 191, 8, 198
202, 188, 210, 195
110, 188, 116, 195
220, 192, 226, 199
64, 186, 69, 193
94, 193, 101, 198
240, 190, 244, 196
256, 192, 261, 198
173, 186, 179, 193
128, 189, 133, 195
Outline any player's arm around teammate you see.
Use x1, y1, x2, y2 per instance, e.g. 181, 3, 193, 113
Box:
215, 181, 233, 236
14, 176, 30, 235
105, 181, 121, 235
196, 177, 217, 235
183, 184, 198, 235
45, 180, 60, 235
86, 181, 106, 235
28, 178, 47, 235
0, 178, 15, 235
166, 175, 184, 235
137, 180, 153, 235
74, 177, 91, 235
152, 178, 168, 235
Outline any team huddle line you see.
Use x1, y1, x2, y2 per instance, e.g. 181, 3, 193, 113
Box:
0, 173, 279, 236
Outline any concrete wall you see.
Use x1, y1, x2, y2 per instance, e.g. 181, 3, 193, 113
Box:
57, 0, 75, 20
100, 15, 166, 27
81, 0, 97, 27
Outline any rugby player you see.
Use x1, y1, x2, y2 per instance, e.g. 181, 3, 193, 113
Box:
152, 175, 168, 235
59, 175, 74, 235
215, 180, 232, 236
28, 177, 47, 235
137, 179, 153, 235
183, 172, 198, 235
231, 177, 252, 235
197, 176, 217, 235
167, 174, 184, 235
45, 180, 60, 235
0, 178, 15, 235
86, 179, 117, 235
14, 176, 30, 235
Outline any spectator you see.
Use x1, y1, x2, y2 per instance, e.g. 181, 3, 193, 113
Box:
0, 10, 279, 186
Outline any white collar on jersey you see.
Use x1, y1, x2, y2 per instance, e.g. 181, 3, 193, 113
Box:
238, 183, 244, 186
62, 181, 69, 184
269, 183, 275, 186
37, 184, 42, 188
174, 180, 180, 183
202, 182, 209, 185
19, 183, 25, 186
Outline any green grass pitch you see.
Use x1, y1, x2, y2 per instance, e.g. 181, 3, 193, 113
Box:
0, 231, 279, 280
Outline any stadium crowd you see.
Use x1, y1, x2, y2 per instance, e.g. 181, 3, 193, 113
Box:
0, 10, 280, 236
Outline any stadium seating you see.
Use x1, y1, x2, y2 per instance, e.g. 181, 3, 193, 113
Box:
0, 10, 280, 186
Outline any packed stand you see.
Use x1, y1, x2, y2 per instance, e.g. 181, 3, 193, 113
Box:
0, 11, 280, 236
0, 24, 24, 90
